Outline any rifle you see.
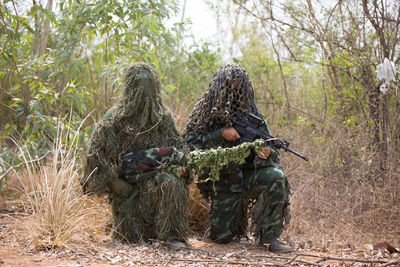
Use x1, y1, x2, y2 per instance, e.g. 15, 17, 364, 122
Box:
119, 147, 186, 184
230, 113, 309, 161
118, 140, 270, 185
79, 147, 186, 195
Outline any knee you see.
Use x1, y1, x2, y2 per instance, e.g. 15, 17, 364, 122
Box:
272, 169, 289, 191
258, 168, 288, 185
274, 169, 288, 186
255, 168, 290, 196
271, 170, 290, 200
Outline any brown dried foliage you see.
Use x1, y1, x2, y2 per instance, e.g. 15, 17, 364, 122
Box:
281, 121, 400, 248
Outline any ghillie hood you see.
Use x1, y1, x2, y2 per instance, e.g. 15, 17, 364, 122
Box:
84, 63, 179, 196
184, 64, 259, 135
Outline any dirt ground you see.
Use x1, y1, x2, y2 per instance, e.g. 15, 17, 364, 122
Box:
0, 206, 399, 267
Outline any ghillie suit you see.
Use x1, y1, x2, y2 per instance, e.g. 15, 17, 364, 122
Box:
184, 64, 291, 244
84, 63, 189, 243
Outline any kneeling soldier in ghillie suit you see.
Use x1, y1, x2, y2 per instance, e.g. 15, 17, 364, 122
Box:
83, 63, 190, 244
184, 65, 294, 253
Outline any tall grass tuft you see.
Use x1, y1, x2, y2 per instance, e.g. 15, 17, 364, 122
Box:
12, 120, 105, 250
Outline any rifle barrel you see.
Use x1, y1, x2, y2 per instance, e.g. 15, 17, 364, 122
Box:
283, 146, 309, 161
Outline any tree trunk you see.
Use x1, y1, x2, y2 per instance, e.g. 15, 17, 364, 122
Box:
363, 68, 389, 177
381, 93, 389, 170
38, 0, 53, 56
33, 0, 41, 55
362, 65, 381, 145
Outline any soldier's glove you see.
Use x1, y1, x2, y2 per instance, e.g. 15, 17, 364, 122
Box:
253, 146, 280, 168
257, 146, 271, 160
110, 177, 134, 198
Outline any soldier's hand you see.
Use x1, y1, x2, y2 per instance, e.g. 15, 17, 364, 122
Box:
257, 147, 271, 160
177, 167, 187, 176
222, 127, 241, 141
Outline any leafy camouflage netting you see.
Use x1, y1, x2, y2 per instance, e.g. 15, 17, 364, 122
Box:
184, 64, 259, 137
116, 140, 266, 191
186, 139, 266, 191
84, 63, 188, 242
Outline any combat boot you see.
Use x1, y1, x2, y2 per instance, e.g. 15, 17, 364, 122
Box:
260, 238, 295, 253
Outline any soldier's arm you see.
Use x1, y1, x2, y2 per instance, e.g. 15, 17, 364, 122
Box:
185, 129, 224, 149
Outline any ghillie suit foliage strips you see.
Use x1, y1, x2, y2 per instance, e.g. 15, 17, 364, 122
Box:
185, 64, 259, 135
84, 63, 189, 243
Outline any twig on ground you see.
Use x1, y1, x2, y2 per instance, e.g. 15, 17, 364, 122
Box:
382, 257, 400, 267
149, 239, 210, 253
253, 253, 324, 267
173, 258, 291, 266
297, 252, 391, 264
285, 254, 299, 264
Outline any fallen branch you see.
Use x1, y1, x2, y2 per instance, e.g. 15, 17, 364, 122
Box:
253, 254, 324, 267
285, 254, 299, 264
297, 252, 391, 264
173, 258, 291, 266
382, 257, 400, 267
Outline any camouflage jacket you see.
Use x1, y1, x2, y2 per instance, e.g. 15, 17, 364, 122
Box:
184, 114, 281, 170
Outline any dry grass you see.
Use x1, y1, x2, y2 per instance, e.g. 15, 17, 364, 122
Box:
10, 124, 109, 250
282, 121, 400, 248
188, 184, 210, 236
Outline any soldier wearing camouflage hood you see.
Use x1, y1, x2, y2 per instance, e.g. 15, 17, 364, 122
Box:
184, 64, 293, 253
83, 63, 190, 244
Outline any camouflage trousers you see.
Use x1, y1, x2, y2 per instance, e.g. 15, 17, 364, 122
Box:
209, 167, 290, 244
